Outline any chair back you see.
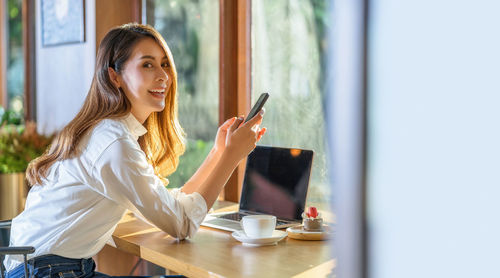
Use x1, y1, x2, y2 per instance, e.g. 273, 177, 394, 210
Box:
0, 220, 12, 278
0, 220, 35, 278
0, 220, 10, 247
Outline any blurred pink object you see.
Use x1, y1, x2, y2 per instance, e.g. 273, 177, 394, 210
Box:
307, 207, 318, 218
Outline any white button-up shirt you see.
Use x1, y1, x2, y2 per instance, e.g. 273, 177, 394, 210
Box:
4, 114, 207, 271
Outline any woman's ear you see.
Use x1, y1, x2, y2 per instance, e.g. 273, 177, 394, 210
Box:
108, 67, 121, 89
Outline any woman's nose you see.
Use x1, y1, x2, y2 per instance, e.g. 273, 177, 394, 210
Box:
156, 69, 169, 82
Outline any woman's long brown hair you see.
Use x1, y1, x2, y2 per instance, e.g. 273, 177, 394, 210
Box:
26, 23, 185, 186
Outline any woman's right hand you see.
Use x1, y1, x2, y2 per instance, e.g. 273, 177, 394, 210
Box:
224, 110, 266, 161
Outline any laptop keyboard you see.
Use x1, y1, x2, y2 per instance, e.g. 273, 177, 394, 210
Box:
219, 212, 245, 221
218, 212, 293, 226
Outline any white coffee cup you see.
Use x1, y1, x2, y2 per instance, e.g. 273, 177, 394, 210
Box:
240, 215, 276, 238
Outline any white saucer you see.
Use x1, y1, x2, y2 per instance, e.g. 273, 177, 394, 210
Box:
286, 225, 333, 240
232, 230, 287, 246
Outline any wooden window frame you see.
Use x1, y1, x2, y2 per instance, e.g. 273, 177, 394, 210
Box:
219, 0, 252, 202
96, 0, 142, 51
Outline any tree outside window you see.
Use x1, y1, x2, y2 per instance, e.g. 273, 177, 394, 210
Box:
5, 0, 24, 116
252, 0, 331, 217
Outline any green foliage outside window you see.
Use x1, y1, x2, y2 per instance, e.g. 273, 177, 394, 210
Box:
151, 0, 219, 187
6, 0, 24, 113
252, 0, 331, 213
167, 139, 213, 188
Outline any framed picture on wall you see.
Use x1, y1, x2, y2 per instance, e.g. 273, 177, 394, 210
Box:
41, 0, 85, 47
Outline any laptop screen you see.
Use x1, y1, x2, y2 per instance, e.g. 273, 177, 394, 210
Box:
239, 146, 314, 221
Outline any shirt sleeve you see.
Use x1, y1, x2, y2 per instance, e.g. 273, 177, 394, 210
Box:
90, 137, 208, 240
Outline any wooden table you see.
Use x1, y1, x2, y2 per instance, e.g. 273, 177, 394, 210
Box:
109, 201, 335, 278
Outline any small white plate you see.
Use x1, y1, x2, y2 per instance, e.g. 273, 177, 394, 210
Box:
232, 230, 287, 246
286, 225, 333, 241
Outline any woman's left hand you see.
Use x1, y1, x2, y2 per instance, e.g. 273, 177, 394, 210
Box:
213, 115, 267, 154
213, 117, 237, 154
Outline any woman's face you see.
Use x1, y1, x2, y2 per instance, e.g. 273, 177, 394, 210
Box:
115, 38, 173, 123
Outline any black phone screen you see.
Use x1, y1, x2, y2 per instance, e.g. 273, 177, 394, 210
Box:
244, 93, 269, 123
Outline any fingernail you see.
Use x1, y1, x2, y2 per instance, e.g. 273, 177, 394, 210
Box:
238, 117, 244, 121
259, 110, 265, 115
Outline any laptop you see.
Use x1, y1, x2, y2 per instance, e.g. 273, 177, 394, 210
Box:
202, 145, 314, 231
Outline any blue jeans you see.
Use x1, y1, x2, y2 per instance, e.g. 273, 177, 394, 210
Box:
5, 254, 106, 278
4, 255, 185, 278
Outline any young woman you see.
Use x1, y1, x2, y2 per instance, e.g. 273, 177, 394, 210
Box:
3, 23, 266, 277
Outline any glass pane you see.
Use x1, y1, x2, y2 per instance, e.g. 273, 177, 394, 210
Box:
150, 0, 219, 188
251, 0, 331, 218
6, 0, 24, 114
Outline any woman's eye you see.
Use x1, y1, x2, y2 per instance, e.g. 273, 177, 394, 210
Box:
161, 63, 169, 68
143, 63, 153, 68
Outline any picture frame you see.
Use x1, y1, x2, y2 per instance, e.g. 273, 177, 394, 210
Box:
41, 0, 85, 47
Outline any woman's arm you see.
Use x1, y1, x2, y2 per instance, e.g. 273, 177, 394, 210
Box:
195, 112, 266, 210
181, 117, 236, 194
180, 147, 222, 194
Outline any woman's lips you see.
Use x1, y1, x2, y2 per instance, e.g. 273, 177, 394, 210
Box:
148, 88, 165, 98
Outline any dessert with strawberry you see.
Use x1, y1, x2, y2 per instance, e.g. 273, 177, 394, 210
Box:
302, 206, 323, 231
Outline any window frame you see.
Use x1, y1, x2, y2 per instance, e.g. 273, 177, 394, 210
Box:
96, 0, 142, 51
218, 0, 252, 202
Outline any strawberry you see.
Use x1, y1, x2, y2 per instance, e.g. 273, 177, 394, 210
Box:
307, 207, 318, 218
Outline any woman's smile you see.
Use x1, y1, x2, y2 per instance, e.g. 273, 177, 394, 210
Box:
148, 87, 166, 98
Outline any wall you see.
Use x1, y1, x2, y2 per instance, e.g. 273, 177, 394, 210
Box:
35, 0, 96, 135
367, 0, 500, 277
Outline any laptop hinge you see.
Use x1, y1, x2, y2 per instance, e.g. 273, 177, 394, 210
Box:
238, 210, 299, 223
238, 210, 259, 215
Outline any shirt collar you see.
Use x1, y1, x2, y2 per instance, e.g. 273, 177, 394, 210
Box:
122, 113, 148, 140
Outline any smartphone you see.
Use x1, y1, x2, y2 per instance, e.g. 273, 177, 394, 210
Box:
244, 93, 269, 123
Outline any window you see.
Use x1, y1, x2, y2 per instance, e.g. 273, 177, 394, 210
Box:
4, 0, 24, 114
145, 0, 331, 211
147, 0, 220, 188
251, 0, 331, 214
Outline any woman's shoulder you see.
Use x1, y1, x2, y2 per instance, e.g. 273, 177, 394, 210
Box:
79, 118, 135, 159
92, 117, 130, 139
